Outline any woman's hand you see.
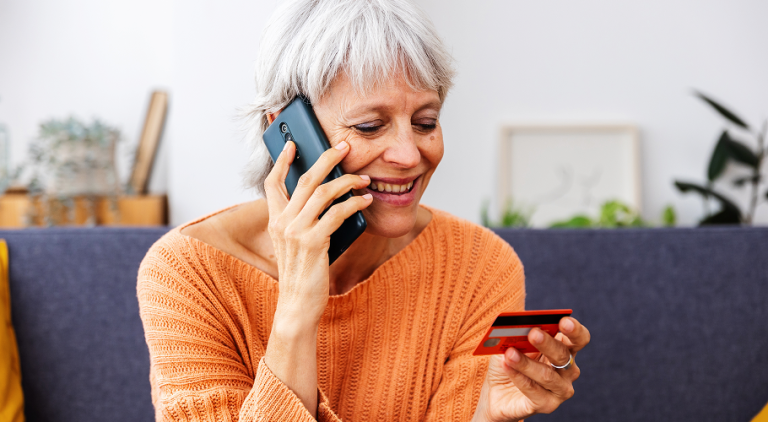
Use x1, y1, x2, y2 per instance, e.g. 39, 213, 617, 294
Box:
264, 140, 372, 324
263, 140, 372, 417
472, 317, 591, 422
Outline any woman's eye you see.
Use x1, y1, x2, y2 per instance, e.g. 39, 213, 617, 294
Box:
414, 120, 437, 131
353, 124, 382, 133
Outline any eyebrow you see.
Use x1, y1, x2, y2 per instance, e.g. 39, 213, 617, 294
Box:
414, 101, 443, 115
341, 98, 443, 121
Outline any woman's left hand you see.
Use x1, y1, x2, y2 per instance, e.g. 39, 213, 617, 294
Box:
472, 316, 591, 422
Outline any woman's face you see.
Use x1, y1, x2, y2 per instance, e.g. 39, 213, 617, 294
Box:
313, 72, 444, 238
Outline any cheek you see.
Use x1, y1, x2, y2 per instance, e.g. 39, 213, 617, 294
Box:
423, 134, 444, 167
339, 142, 378, 174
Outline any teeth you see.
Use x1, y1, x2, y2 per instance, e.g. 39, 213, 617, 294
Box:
368, 180, 414, 193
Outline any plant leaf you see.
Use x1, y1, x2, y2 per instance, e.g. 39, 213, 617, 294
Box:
725, 137, 759, 168
499, 198, 531, 228
480, 200, 490, 227
707, 131, 730, 181
549, 215, 593, 229
597, 200, 645, 228
700, 208, 741, 225
695, 91, 750, 130
662, 205, 676, 227
674, 181, 743, 224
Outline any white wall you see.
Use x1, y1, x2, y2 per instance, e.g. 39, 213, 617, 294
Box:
0, 0, 174, 194
165, 0, 276, 224
1, 0, 767, 226
419, 0, 768, 226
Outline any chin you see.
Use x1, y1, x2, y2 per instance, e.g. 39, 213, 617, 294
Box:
361, 206, 419, 238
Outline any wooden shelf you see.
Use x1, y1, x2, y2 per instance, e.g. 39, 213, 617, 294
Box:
0, 194, 167, 228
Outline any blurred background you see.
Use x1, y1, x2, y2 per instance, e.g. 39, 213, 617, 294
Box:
0, 0, 767, 227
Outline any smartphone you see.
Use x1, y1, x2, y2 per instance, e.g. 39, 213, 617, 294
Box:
472, 309, 573, 355
262, 96, 367, 265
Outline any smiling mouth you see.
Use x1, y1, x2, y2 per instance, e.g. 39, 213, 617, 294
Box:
367, 178, 417, 194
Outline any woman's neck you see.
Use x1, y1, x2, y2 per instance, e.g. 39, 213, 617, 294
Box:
199, 200, 432, 296
328, 206, 432, 296
327, 232, 390, 295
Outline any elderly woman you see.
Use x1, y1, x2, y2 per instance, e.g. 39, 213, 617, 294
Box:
138, 0, 590, 421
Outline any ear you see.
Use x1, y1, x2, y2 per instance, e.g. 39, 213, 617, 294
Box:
267, 111, 281, 124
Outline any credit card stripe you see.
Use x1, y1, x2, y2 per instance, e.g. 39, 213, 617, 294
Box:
492, 314, 570, 327
490, 327, 531, 337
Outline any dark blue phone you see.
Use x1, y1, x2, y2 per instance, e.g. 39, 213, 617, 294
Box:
262, 96, 367, 264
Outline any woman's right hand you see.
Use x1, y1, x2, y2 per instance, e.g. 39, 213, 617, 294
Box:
263, 140, 371, 417
263, 139, 372, 328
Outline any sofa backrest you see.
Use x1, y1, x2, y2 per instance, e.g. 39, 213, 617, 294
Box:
2, 226, 767, 421
2, 228, 169, 422
495, 227, 768, 422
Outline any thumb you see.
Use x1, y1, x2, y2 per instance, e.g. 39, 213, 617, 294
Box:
485, 354, 511, 384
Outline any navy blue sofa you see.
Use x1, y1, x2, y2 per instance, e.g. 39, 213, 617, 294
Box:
2, 226, 767, 421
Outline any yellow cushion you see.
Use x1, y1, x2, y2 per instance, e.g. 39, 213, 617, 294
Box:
0, 240, 24, 421
753, 401, 768, 422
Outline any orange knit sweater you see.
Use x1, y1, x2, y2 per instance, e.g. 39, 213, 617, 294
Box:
137, 206, 525, 421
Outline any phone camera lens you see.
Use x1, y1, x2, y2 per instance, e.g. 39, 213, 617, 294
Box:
280, 123, 288, 133
284, 133, 293, 142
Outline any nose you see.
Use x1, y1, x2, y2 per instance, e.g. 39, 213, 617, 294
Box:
381, 124, 421, 169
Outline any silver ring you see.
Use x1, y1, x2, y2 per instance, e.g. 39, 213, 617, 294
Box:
551, 352, 573, 370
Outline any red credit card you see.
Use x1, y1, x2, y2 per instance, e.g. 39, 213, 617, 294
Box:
473, 309, 573, 356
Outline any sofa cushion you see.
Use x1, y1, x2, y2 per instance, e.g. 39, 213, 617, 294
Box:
0, 240, 24, 422
495, 227, 768, 422
1, 227, 169, 422
2, 225, 766, 421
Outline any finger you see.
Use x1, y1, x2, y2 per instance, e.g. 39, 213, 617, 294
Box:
312, 194, 373, 238
539, 332, 581, 383
501, 348, 572, 414
294, 174, 372, 227
529, 327, 571, 368
559, 317, 591, 354
285, 141, 350, 216
553, 332, 574, 349
263, 141, 296, 217
504, 347, 575, 401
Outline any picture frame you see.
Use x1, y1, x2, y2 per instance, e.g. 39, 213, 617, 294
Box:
498, 124, 641, 228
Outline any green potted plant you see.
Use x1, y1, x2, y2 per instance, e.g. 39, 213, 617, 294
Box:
674, 92, 767, 225
25, 117, 121, 226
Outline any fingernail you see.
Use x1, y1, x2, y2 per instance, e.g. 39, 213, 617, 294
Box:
283, 141, 291, 151
562, 318, 574, 333
334, 141, 348, 150
359, 175, 370, 182
507, 347, 521, 363
362, 193, 373, 200
531, 329, 544, 344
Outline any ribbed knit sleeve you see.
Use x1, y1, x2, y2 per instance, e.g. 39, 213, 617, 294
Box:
424, 228, 526, 421
240, 358, 340, 421
137, 235, 342, 422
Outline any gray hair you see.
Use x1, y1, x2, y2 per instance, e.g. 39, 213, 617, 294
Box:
242, 0, 455, 195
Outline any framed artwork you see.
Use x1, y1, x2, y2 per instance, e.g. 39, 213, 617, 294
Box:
498, 125, 641, 228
